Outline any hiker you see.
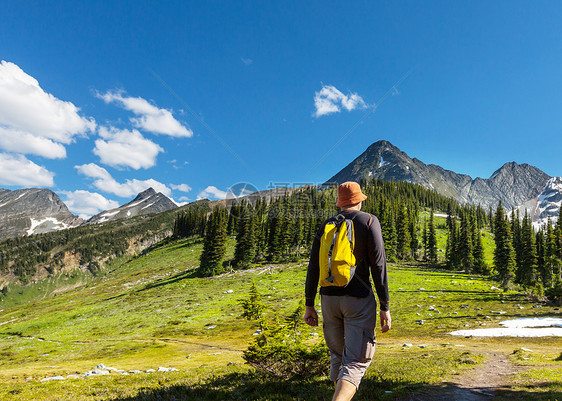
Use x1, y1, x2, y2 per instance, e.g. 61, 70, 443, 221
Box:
304, 181, 391, 401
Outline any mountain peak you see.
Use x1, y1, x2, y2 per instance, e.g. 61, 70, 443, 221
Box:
366, 139, 400, 153
490, 162, 544, 180
327, 141, 551, 210
134, 187, 157, 201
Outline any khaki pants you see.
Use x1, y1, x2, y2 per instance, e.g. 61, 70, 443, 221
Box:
321, 294, 377, 389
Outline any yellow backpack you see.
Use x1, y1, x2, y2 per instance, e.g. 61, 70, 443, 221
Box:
319, 214, 356, 287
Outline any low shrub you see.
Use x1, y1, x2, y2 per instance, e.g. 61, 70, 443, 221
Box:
242, 302, 330, 380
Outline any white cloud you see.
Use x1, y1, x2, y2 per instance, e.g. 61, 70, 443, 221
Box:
197, 186, 227, 200
0, 60, 95, 156
241, 57, 253, 66
313, 85, 367, 118
76, 163, 171, 198
171, 183, 192, 192
97, 90, 192, 138
60, 190, 120, 219
0, 127, 66, 159
93, 126, 163, 169
0, 153, 55, 187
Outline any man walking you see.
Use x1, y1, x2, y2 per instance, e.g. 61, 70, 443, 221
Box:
304, 181, 391, 401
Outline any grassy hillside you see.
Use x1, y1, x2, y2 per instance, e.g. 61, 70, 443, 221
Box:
0, 236, 560, 400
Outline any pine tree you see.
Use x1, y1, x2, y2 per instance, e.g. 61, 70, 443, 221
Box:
427, 209, 438, 265
409, 215, 418, 260
545, 221, 560, 288
556, 204, 562, 262
234, 203, 257, 269
472, 221, 487, 274
422, 220, 428, 262
198, 207, 228, 277
446, 217, 458, 269
518, 209, 538, 290
494, 202, 517, 288
239, 281, 265, 323
511, 208, 523, 281
380, 201, 396, 259
267, 198, 283, 261
459, 211, 474, 273
446, 202, 454, 232
536, 227, 546, 287
396, 203, 411, 260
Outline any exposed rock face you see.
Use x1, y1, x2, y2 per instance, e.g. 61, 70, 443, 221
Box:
0, 188, 82, 240
327, 140, 551, 211
87, 188, 177, 224
533, 177, 562, 229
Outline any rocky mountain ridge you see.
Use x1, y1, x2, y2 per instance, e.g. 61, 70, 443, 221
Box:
0, 188, 83, 239
327, 140, 560, 225
87, 188, 177, 225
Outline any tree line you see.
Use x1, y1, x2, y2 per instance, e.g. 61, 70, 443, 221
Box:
173, 180, 467, 276
176, 179, 562, 300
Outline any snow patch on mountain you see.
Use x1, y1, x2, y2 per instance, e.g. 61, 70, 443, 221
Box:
533, 177, 562, 230
27, 217, 69, 236
100, 210, 120, 218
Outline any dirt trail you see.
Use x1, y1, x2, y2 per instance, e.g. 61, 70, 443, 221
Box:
407, 351, 525, 400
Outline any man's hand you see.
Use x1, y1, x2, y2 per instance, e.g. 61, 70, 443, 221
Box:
303, 306, 319, 326
380, 310, 391, 333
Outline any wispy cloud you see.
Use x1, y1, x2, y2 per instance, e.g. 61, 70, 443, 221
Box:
0, 153, 55, 186
97, 90, 192, 137
76, 163, 171, 198
93, 126, 163, 170
241, 57, 253, 66
197, 185, 227, 200
313, 84, 367, 118
60, 190, 119, 219
0, 60, 95, 158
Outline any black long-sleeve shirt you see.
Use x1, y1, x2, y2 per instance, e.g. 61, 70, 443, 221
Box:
305, 210, 390, 311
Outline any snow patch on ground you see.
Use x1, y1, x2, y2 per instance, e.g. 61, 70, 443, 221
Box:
380, 156, 390, 167
449, 317, 562, 337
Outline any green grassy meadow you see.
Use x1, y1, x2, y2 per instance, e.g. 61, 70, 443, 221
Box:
0, 235, 560, 400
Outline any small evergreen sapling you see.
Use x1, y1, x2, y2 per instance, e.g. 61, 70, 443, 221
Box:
239, 281, 265, 324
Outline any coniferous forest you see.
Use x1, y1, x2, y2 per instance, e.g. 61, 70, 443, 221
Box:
172, 180, 562, 302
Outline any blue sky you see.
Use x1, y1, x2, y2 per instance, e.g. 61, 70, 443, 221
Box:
1, 1, 562, 218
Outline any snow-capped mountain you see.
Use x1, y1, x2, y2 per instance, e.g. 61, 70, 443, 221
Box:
87, 188, 177, 224
0, 188, 83, 240
327, 140, 551, 211
533, 177, 562, 229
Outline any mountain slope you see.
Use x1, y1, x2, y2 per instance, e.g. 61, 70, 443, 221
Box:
533, 177, 562, 229
0, 188, 82, 240
87, 188, 177, 224
327, 140, 551, 211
